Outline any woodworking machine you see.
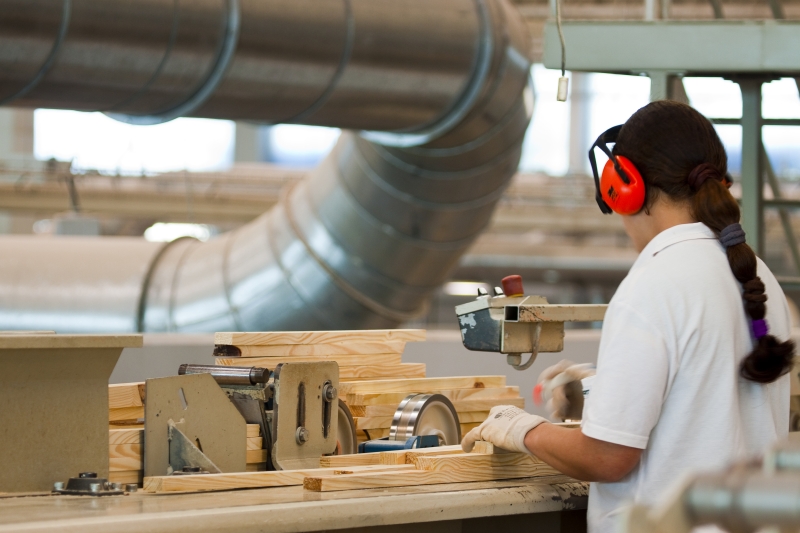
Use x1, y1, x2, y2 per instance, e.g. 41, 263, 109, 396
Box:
455, 275, 608, 370
144, 361, 356, 476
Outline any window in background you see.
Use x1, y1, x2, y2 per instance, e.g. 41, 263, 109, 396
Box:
265, 124, 340, 167
34, 110, 235, 174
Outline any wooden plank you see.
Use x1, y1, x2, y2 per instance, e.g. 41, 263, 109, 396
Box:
246, 437, 263, 451
246, 424, 261, 438
354, 411, 488, 431
461, 422, 481, 434
110, 450, 143, 472
340, 376, 506, 396
347, 386, 520, 407
215, 353, 403, 367
378, 445, 465, 466
109, 406, 144, 422
245, 463, 266, 472
342, 364, 426, 381
109, 423, 143, 430
363, 397, 523, 417
109, 428, 142, 445
144, 464, 412, 493
471, 441, 511, 455
414, 452, 551, 472
303, 461, 562, 492
108, 383, 145, 409
217, 341, 407, 357
108, 470, 142, 485
214, 330, 426, 346
320, 454, 383, 468
0, 334, 142, 349
333, 464, 415, 475
246, 449, 267, 464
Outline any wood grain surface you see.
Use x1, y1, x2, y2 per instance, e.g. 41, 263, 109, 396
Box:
214, 330, 425, 346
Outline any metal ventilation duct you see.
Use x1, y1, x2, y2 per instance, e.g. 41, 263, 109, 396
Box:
0, 0, 533, 332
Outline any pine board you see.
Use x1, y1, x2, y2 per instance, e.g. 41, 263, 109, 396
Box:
340, 376, 506, 396
110, 450, 143, 472
109, 428, 142, 445
245, 463, 266, 472
108, 383, 145, 409
346, 386, 519, 407
378, 445, 465, 466
246, 437, 263, 451
320, 454, 382, 468
215, 353, 403, 367
247, 424, 261, 438
219, 341, 406, 357
144, 464, 411, 493
304, 461, 562, 492
214, 330, 426, 346
414, 452, 550, 472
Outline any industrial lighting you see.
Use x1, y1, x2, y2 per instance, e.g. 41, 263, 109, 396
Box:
443, 281, 491, 296
144, 223, 212, 242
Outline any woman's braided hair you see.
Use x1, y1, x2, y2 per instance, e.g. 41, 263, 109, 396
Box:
614, 100, 795, 384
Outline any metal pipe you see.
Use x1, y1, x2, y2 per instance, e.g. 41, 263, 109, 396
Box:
178, 364, 270, 385
0, 0, 533, 333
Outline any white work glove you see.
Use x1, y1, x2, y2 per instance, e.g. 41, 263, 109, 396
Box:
461, 405, 547, 454
535, 360, 596, 421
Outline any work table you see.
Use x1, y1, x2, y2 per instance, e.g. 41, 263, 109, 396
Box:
0, 477, 587, 533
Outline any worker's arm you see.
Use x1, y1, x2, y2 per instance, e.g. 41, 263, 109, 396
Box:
524, 424, 642, 482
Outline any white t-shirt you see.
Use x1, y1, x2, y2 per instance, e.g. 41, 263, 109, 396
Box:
582, 222, 791, 533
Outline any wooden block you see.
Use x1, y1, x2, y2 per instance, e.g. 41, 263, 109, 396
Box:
109, 406, 144, 423
246, 437, 263, 450
144, 464, 412, 493
109, 423, 143, 430
245, 463, 266, 472
214, 330, 426, 346
363, 397, 522, 417
109, 428, 142, 445
108, 382, 145, 409
246, 449, 267, 464
377, 445, 464, 466
349, 405, 367, 417
320, 454, 383, 468
340, 376, 506, 396
216, 341, 407, 357
471, 441, 511, 455
414, 452, 553, 473
340, 364, 426, 381
303, 461, 562, 492
108, 470, 142, 485
215, 353, 403, 367
247, 424, 261, 438
110, 445, 143, 472
333, 464, 415, 475
346, 386, 519, 407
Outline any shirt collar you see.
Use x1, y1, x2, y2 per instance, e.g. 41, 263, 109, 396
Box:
633, 222, 717, 268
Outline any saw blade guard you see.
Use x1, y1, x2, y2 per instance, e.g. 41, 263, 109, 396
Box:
389, 393, 461, 446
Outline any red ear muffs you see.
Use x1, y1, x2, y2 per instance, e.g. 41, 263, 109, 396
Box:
600, 155, 646, 216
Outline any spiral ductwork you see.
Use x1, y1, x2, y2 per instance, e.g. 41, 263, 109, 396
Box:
0, 0, 533, 332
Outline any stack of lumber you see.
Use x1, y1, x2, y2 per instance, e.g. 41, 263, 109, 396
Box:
341, 376, 522, 443
142, 440, 564, 493
213, 329, 428, 381
213, 330, 524, 441
107, 382, 266, 485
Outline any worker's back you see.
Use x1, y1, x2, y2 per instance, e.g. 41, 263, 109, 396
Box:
581, 222, 791, 533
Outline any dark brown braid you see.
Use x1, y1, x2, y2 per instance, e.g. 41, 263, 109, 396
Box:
614, 101, 795, 384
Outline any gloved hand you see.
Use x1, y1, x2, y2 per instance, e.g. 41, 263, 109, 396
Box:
535, 360, 596, 421
461, 405, 547, 454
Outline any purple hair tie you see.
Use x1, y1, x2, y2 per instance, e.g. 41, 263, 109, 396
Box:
752, 319, 769, 339
719, 223, 746, 248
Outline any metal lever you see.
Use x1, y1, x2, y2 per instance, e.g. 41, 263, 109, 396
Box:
506, 322, 542, 371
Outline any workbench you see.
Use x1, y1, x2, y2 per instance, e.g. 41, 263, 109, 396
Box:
0, 476, 587, 533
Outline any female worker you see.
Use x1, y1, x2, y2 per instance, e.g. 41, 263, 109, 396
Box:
461, 100, 796, 532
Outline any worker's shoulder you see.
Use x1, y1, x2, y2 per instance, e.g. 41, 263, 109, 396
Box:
616, 238, 727, 302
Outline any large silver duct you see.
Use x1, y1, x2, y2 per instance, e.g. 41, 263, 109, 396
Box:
0, 0, 533, 332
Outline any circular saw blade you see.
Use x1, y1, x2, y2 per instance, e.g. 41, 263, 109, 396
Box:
389, 393, 461, 446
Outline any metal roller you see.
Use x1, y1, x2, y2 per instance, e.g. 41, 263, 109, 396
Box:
389, 394, 461, 446
178, 364, 270, 386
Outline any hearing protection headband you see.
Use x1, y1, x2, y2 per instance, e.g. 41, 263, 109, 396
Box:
588, 124, 627, 215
